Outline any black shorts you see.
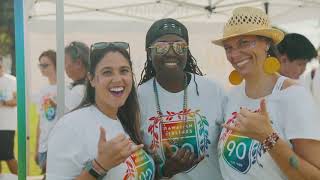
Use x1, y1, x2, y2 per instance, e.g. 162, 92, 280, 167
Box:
0, 130, 15, 160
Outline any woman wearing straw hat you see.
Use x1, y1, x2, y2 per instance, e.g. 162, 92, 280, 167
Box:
213, 7, 320, 180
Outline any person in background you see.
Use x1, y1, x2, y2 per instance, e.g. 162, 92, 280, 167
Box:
35, 50, 58, 178
138, 18, 226, 179
213, 6, 320, 180
277, 33, 317, 79
0, 57, 18, 175
46, 42, 155, 180
64, 41, 89, 111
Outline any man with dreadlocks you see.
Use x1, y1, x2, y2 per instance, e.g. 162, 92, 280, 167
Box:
138, 18, 225, 179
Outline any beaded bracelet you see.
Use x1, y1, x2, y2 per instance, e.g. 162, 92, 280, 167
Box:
262, 132, 279, 153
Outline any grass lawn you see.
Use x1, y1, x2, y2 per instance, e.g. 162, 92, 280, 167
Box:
1, 103, 42, 176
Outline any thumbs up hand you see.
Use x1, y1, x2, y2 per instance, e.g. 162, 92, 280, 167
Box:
223, 99, 275, 142
95, 127, 144, 171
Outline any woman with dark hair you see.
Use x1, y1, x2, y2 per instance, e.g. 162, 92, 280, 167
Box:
213, 7, 320, 180
35, 49, 57, 176
138, 18, 226, 179
46, 43, 155, 180
277, 33, 317, 80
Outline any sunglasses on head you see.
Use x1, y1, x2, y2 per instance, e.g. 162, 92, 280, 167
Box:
89, 42, 130, 69
149, 41, 188, 56
90, 42, 130, 53
38, 63, 49, 69
69, 42, 81, 60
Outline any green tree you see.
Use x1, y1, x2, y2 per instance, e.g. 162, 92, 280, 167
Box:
0, 0, 15, 75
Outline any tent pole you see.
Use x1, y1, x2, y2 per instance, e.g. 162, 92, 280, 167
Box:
264, 2, 269, 15
14, 0, 27, 179
56, 0, 65, 118
24, 0, 32, 175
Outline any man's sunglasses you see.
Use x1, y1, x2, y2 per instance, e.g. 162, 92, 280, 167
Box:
149, 41, 188, 56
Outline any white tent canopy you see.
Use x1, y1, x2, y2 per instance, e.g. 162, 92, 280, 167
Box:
25, 0, 320, 92
27, 0, 320, 23
22, 0, 320, 118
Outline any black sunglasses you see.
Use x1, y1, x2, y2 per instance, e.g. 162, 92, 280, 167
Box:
90, 42, 130, 53
38, 63, 50, 69
89, 42, 130, 68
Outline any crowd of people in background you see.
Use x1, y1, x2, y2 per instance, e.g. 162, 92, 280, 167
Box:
1, 5, 320, 180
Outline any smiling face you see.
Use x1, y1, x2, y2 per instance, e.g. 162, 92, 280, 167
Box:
223, 35, 269, 77
150, 34, 188, 76
89, 51, 132, 111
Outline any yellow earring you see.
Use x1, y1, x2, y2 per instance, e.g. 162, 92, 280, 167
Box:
263, 57, 280, 74
229, 70, 243, 85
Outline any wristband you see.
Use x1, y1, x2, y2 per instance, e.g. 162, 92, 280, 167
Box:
83, 160, 107, 179
94, 159, 108, 173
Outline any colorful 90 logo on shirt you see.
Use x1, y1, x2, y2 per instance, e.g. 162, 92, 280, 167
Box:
222, 134, 256, 174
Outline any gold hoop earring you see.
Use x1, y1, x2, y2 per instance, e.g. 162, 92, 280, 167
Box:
263, 56, 280, 74
229, 70, 243, 85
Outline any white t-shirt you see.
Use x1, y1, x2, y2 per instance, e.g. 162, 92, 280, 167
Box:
64, 83, 85, 112
37, 84, 58, 153
301, 66, 320, 108
218, 76, 320, 180
138, 74, 226, 180
46, 105, 155, 180
0, 73, 17, 130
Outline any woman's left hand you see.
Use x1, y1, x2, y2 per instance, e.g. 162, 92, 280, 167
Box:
223, 99, 274, 142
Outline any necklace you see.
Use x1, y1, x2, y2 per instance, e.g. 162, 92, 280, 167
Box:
153, 73, 189, 146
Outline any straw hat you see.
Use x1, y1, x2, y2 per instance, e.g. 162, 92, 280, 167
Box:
212, 7, 284, 46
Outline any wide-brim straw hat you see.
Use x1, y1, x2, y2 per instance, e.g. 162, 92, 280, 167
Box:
212, 7, 284, 46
